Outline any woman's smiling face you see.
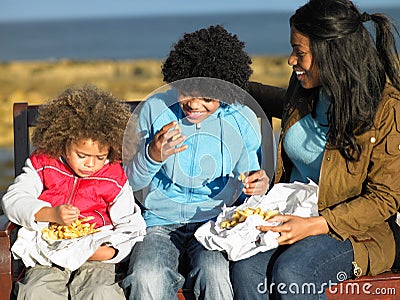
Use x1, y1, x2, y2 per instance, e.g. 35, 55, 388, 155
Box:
288, 26, 321, 89
178, 96, 220, 124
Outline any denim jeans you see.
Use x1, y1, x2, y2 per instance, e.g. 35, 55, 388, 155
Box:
122, 223, 233, 300
230, 234, 354, 300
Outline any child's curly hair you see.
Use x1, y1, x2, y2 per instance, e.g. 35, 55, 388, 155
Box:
31, 85, 132, 162
162, 25, 253, 90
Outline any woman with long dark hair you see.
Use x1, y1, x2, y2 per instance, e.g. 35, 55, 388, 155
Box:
231, 0, 400, 298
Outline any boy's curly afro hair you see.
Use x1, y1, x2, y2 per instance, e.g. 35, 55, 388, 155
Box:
162, 25, 253, 90
31, 85, 132, 162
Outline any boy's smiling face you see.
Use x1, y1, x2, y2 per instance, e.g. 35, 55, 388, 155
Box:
65, 138, 109, 177
178, 96, 220, 124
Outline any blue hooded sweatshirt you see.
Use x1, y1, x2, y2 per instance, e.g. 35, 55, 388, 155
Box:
124, 89, 262, 226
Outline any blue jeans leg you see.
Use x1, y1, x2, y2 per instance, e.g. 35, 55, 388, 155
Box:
186, 226, 233, 300
122, 222, 233, 300
231, 234, 354, 300
230, 247, 277, 299
122, 225, 185, 300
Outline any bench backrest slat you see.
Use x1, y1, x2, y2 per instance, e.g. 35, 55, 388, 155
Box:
12, 101, 141, 177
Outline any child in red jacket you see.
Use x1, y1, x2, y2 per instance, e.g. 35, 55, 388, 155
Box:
2, 85, 145, 299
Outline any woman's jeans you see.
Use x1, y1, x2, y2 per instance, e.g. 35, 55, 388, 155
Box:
122, 222, 233, 300
230, 234, 354, 300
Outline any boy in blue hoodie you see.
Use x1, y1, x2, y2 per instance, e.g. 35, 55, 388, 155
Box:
122, 25, 270, 299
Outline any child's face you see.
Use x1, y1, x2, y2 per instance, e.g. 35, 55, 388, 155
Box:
65, 138, 109, 177
178, 96, 220, 124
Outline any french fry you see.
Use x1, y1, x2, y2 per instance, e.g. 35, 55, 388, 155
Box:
171, 124, 181, 141
220, 207, 280, 229
171, 134, 180, 141
42, 216, 99, 240
238, 173, 246, 183
79, 216, 95, 223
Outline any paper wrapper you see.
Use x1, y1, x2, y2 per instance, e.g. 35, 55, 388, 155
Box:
195, 181, 319, 261
11, 225, 144, 271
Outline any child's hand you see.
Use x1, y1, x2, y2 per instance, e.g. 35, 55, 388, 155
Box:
148, 121, 187, 162
241, 169, 270, 195
35, 204, 80, 225
88, 244, 117, 261
53, 204, 80, 225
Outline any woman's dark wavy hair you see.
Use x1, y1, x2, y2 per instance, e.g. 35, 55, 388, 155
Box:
31, 85, 132, 162
290, 0, 400, 160
162, 25, 253, 91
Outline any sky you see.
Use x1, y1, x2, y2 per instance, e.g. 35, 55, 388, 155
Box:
1, 0, 399, 22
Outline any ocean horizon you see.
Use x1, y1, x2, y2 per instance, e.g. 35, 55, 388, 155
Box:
1, 7, 399, 62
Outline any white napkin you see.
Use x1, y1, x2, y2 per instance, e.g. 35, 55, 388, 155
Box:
195, 181, 319, 261
12, 223, 145, 271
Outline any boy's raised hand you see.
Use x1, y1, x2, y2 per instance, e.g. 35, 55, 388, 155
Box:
241, 170, 270, 195
148, 121, 187, 162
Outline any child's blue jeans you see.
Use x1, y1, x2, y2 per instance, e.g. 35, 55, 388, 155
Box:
122, 222, 233, 300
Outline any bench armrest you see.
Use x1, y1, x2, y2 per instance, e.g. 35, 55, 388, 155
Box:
0, 214, 16, 300
0, 214, 16, 235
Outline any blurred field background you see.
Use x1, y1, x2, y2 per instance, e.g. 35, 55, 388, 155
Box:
0, 55, 291, 148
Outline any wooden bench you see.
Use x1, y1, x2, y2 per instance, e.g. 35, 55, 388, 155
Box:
1, 101, 400, 299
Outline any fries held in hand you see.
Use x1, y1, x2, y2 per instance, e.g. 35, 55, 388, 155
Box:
238, 173, 246, 183
42, 216, 99, 240
220, 207, 279, 229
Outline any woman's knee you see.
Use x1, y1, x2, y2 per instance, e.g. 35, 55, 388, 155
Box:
272, 256, 307, 283
230, 258, 253, 281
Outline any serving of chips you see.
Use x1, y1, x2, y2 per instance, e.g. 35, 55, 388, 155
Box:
41, 216, 99, 240
220, 207, 279, 229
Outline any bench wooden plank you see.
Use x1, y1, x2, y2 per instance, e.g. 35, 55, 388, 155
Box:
326, 272, 400, 299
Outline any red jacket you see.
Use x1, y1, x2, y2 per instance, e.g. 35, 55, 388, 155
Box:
30, 153, 127, 228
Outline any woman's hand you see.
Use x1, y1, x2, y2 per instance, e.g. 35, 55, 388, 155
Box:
242, 169, 270, 195
88, 245, 117, 261
257, 215, 329, 245
148, 121, 187, 162
35, 204, 80, 225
